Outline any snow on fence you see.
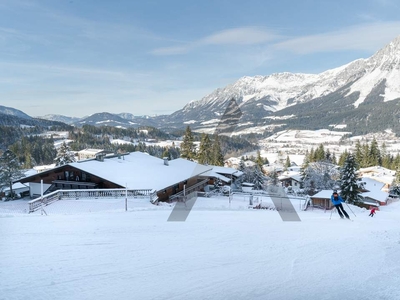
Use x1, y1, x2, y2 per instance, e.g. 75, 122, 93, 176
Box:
28, 188, 158, 213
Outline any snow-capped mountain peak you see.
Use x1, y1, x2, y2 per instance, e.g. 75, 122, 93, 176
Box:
170, 35, 400, 125
347, 35, 400, 107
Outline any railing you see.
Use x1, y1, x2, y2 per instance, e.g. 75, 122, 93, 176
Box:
28, 188, 158, 213
168, 179, 209, 202
173, 191, 198, 204
28, 190, 60, 213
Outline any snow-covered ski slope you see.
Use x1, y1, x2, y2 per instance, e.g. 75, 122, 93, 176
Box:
1, 196, 399, 300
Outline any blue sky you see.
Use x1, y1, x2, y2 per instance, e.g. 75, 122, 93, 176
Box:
1, 0, 400, 118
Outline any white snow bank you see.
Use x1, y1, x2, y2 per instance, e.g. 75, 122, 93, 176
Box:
1, 198, 400, 300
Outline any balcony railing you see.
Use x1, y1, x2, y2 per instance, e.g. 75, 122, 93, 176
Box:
28, 188, 158, 213
169, 179, 209, 202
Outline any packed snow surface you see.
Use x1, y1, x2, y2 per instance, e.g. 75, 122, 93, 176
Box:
1, 196, 400, 300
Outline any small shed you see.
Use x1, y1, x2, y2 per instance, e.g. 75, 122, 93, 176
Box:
310, 190, 334, 209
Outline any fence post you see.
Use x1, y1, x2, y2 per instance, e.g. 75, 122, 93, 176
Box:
125, 184, 128, 212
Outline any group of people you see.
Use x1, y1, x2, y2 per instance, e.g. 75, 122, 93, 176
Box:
330, 190, 377, 218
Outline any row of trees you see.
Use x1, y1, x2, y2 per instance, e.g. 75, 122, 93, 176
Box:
180, 126, 224, 166
304, 140, 400, 171
302, 145, 400, 204
301, 153, 365, 204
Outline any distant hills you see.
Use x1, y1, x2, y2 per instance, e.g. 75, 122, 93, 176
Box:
0, 105, 71, 129
3, 35, 400, 136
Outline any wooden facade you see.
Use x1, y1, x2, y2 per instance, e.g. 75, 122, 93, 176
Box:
310, 197, 333, 210
19, 165, 120, 193
19, 164, 205, 202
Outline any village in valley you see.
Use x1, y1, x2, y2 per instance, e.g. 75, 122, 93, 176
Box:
1, 126, 399, 214
2, 126, 400, 300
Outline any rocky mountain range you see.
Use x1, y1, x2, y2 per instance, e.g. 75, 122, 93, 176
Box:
164, 35, 400, 135
3, 35, 400, 136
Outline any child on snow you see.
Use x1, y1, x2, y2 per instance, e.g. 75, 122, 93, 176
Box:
369, 208, 376, 217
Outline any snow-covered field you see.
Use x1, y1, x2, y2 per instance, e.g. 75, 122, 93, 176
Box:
1, 196, 400, 300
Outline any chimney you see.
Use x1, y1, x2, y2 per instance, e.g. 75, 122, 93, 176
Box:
96, 154, 104, 162
163, 157, 169, 166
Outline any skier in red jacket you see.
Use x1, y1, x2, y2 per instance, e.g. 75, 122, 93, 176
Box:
369, 208, 376, 217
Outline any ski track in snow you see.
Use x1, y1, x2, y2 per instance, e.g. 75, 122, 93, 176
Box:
1, 200, 400, 300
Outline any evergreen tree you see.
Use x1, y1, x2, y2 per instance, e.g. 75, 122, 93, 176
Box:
197, 133, 212, 165
340, 154, 363, 204
211, 134, 224, 166
338, 150, 349, 167
302, 162, 339, 194
331, 152, 337, 165
369, 138, 381, 166
54, 141, 76, 166
354, 140, 363, 167
0, 150, 25, 200
255, 150, 264, 170
180, 126, 196, 161
253, 165, 265, 190
361, 143, 370, 167
285, 156, 291, 169
314, 144, 325, 161
302, 150, 310, 168
309, 147, 315, 162
238, 156, 246, 172
269, 169, 279, 186
381, 142, 392, 169
390, 167, 400, 195
162, 148, 171, 160
393, 153, 400, 170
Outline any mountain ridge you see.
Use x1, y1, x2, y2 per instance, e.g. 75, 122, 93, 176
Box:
3, 35, 400, 136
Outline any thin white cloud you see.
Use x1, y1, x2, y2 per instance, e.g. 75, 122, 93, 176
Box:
273, 22, 400, 54
151, 26, 279, 56
200, 27, 278, 45
151, 45, 190, 55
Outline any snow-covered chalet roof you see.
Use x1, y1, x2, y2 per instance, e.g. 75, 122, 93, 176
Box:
69, 152, 212, 191
202, 171, 231, 183
361, 177, 386, 192
358, 166, 395, 186
361, 191, 388, 202
3, 182, 29, 192
211, 166, 243, 177
78, 148, 105, 154
278, 171, 302, 182
310, 190, 336, 199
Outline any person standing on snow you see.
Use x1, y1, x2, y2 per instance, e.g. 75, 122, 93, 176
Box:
369, 208, 376, 217
330, 190, 350, 219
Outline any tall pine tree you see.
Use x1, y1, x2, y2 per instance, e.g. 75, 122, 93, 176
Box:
0, 150, 25, 199
180, 126, 196, 161
253, 165, 265, 190
255, 150, 264, 170
211, 134, 224, 166
340, 154, 363, 204
197, 133, 212, 165
54, 141, 76, 166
